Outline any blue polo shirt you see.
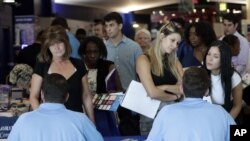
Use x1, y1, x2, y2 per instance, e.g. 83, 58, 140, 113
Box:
67, 32, 81, 59
7, 103, 103, 141
106, 35, 142, 90
147, 98, 235, 141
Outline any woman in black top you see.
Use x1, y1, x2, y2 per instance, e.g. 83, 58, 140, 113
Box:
29, 26, 95, 123
136, 22, 184, 135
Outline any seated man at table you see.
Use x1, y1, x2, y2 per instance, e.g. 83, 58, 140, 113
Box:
147, 67, 235, 141
7, 73, 103, 141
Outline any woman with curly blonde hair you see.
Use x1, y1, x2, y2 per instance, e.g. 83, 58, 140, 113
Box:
134, 28, 152, 53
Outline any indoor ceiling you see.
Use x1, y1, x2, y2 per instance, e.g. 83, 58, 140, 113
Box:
54, 0, 247, 13
54, 0, 180, 13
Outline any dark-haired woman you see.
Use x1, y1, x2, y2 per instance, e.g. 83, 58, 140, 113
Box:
204, 40, 242, 119
78, 36, 122, 136
29, 26, 95, 123
183, 22, 217, 68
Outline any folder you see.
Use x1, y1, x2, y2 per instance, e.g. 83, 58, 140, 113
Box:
105, 68, 117, 91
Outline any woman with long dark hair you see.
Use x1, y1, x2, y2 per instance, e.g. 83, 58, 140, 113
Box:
78, 36, 122, 136
203, 40, 242, 119
183, 22, 217, 67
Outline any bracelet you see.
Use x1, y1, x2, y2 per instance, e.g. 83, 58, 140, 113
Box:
174, 94, 180, 102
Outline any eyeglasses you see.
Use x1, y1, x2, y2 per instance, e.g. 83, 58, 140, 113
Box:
161, 22, 177, 34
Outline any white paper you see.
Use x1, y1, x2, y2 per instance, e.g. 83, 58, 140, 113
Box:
121, 80, 161, 119
0, 112, 13, 117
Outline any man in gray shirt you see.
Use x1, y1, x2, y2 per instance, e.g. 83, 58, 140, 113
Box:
104, 12, 143, 135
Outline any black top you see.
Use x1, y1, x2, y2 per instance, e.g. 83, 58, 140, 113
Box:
17, 43, 41, 68
151, 64, 178, 86
145, 54, 178, 86
34, 57, 87, 112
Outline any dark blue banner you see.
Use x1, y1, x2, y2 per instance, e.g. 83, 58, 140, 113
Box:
0, 116, 18, 139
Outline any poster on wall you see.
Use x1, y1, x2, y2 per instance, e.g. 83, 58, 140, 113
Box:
14, 15, 38, 48
247, 24, 250, 42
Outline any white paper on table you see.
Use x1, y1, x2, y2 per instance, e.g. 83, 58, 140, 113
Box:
120, 80, 161, 119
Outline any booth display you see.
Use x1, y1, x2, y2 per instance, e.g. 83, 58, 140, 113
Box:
0, 84, 30, 139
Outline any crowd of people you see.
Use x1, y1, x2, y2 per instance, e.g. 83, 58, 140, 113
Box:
6, 11, 250, 141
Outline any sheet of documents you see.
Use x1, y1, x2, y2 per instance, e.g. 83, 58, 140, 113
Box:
121, 80, 161, 119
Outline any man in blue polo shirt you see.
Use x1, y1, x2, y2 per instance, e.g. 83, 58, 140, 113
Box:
7, 73, 103, 141
147, 67, 235, 141
104, 12, 143, 135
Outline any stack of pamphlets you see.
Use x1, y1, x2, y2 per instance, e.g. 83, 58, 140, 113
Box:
92, 92, 124, 111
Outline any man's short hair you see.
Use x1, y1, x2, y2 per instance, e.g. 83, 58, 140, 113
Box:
223, 13, 239, 25
51, 17, 69, 30
182, 67, 210, 98
42, 73, 69, 103
104, 12, 123, 24
75, 28, 86, 36
94, 19, 104, 26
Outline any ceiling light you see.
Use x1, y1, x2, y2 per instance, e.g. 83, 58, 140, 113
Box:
219, 3, 227, 11
120, 5, 139, 13
202, 9, 205, 13
219, 17, 223, 22
159, 10, 164, 16
193, 9, 197, 13
195, 18, 199, 22
3, 0, 15, 3
233, 9, 241, 14
133, 23, 139, 28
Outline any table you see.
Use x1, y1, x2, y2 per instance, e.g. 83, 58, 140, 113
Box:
104, 135, 147, 141
0, 98, 30, 139
0, 116, 18, 139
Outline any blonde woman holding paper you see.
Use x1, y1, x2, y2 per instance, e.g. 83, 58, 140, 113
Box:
136, 22, 184, 135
